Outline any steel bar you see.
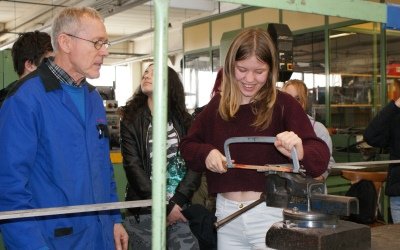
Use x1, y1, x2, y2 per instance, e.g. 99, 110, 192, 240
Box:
333, 160, 400, 166
152, 0, 169, 249
214, 193, 266, 229
0, 200, 153, 220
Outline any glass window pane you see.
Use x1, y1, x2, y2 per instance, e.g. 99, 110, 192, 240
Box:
329, 27, 379, 128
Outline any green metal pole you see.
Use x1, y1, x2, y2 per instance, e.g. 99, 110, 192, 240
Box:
324, 16, 331, 127
379, 24, 387, 112
152, 0, 169, 249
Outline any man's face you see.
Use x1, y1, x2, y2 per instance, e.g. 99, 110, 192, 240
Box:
68, 15, 109, 81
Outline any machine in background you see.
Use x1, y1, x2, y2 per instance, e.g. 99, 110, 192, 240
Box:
96, 86, 120, 149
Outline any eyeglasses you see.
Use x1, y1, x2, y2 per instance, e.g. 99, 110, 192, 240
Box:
64, 33, 111, 50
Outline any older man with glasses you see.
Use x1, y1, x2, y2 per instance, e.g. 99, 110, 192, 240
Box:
0, 6, 128, 250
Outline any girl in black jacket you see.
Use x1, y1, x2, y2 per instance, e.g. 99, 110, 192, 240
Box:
120, 64, 200, 249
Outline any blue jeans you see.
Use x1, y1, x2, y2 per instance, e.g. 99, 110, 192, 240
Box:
215, 194, 282, 250
390, 196, 400, 223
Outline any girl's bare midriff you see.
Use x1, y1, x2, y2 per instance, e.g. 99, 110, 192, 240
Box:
221, 191, 262, 202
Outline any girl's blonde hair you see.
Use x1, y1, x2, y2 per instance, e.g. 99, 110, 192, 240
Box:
219, 28, 278, 130
282, 79, 308, 111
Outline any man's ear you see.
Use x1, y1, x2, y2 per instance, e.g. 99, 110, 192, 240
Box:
24, 60, 37, 74
57, 33, 72, 53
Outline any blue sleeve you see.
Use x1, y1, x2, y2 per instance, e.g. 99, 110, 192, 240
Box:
109, 159, 123, 223
0, 91, 48, 248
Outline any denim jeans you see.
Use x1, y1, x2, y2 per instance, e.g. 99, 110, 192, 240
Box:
390, 196, 400, 223
215, 194, 282, 250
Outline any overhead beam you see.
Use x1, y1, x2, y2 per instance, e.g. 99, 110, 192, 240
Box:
147, 0, 216, 11
219, 0, 386, 23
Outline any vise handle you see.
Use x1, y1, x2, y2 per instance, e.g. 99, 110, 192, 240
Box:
214, 193, 266, 230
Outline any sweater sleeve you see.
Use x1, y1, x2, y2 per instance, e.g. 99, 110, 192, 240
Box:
281, 94, 330, 178
180, 98, 219, 172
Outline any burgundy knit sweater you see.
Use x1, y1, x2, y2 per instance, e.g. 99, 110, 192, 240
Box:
180, 91, 330, 195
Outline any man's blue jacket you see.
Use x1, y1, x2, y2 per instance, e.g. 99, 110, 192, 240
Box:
0, 61, 121, 250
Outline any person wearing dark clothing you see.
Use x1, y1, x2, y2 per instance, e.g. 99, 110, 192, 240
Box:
0, 30, 53, 108
120, 64, 201, 249
364, 93, 400, 223
187, 68, 222, 250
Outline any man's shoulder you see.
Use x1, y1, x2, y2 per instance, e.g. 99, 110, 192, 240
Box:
4, 72, 43, 99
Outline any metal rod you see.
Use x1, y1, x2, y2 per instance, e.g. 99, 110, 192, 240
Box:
214, 193, 266, 229
152, 1, 169, 250
333, 159, 400, 166
0, 200, 153, 220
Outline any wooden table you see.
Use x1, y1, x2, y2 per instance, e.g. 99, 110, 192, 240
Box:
371, 224, 400, 250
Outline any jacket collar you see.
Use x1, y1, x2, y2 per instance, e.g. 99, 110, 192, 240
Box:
37, 58, 96, 93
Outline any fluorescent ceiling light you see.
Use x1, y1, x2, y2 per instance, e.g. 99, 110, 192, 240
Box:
110, 27, 155, 45
329, 32, 356, 39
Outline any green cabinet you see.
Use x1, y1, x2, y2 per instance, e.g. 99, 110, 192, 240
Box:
0, 49, 18, 90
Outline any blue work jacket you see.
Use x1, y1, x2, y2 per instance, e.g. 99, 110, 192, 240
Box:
0, 62, 121, 250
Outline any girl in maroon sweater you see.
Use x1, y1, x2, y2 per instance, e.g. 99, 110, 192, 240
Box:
180, 28, 329, 249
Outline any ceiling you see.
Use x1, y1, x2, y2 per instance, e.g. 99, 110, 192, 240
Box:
0, 0, 242, 65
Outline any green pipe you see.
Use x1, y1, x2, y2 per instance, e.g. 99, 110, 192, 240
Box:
152, 0, 169, 249
379, 24, 387, 111
324, 16, 331, 127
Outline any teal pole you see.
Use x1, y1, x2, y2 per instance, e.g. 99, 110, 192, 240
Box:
152, 0, 169, 249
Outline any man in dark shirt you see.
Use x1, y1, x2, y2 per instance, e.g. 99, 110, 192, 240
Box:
364, 81, 400, 224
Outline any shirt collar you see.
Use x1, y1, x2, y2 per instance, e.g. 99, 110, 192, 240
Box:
46, 57, 86, 88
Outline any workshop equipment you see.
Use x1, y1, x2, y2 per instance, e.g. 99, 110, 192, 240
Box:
96, 86, 120, 149
216, 136, 371, 250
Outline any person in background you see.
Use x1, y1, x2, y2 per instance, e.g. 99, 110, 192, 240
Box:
364, 78, 400, 224
0, 7, 128, 250
180, 28, 329, 249
0, 30, 53, 107
191, 68, 223, 121
190, 68, 223, 211
282, 79, 335, 181
119, 64, 201, 249
183, 68, 223, 250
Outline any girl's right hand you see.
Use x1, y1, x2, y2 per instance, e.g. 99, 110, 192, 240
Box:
205, 149, 227, 174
